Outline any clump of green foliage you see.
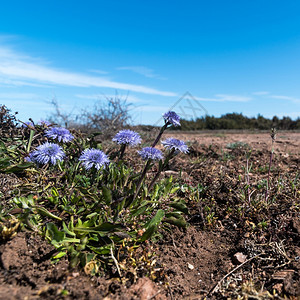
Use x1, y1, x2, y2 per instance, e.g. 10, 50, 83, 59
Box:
0, 106, 189, 276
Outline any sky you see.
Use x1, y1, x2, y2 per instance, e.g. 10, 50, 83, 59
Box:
0, 0, 300, 125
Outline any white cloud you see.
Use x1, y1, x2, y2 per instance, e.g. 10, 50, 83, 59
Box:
251, 91, 300, 104
268, 94, 300, 103
0, 45, 176, 97
195, 94, 251, 102
117, 66, 166, 80
134, 105, 170, 113
2, 99, 48, 107
75, 93, 147, 103
0, 77, 51, 87
88, 69, 109, 75
0, 92, 40, 99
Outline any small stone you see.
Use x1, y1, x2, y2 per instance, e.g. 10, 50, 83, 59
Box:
187, 263, 194, 270
244, 232, 250, 238
273, 283, 283, 293
232, 252, 247, 264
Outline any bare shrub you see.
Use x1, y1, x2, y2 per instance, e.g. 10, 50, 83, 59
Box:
0, 105, 19, 138
48, 94, 132, 139
47, 97, 76, 128
80, 95, 132, 132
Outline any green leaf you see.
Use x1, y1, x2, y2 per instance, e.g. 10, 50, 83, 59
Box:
102, 186, 112, 205
170, 186, 180, 194
131, 202, 148, 217
140, 209, 165, 242
62, 222, 76, 236
0, 158, 10, 169
35, 206, 62, 221
151, 184, 160, 200
51, 187, 59, 197
74, 222, 124, 233
77, 207, 85, 214
164, 215, 187, 228
2, 162, 33, 173
170, 200, 189, 214
64, 237, 81, 243
88, 245, 112, 255
165, 211, 183, 218
159, 159, 163, 170
116, 197, 126, 218
46, 223, 65, 247
86, 212, 98, 219
53, 252, 67, 259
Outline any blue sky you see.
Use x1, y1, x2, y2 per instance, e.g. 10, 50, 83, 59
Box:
0, 0, 300, 125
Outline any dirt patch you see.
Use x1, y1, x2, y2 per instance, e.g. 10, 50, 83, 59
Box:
164, 130, 300, 155
0, 232, 167, 299
156, 226, 233, 299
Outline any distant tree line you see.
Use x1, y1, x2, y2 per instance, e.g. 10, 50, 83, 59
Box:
174, 113, 300, 130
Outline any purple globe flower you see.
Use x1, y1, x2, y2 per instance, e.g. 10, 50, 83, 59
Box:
79, 148, 110, 170
45, 127, 74, 143
112, 130, 141, 146
138, 147, 163, 161
37, 120, 51, 126
29, 142, 65, 165
162, 138, 189, 154
22, 121, 34, 128
163, 111, 180, 127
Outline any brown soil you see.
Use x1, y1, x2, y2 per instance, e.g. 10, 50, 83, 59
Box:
164, 130, 300, 155
0, 131, 299, 299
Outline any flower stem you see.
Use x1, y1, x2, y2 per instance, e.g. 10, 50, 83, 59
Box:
152, 123, 167, 147
148, 149, 175, 192
132, 160, 151, 203
118, 144, 126, 160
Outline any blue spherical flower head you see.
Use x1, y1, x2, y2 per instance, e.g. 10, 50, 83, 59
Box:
138, 147, 163, 161
163, 111, 181, 127
22, 121, 34, 128
79, 148, 110, 170
162, 138, 189, 154
112, 129, 141, 146
37, 120, 51, 126
45, 127, 74, 143
29, 142, 65, 165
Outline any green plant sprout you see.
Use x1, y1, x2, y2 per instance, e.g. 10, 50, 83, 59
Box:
265, 128, 276, 202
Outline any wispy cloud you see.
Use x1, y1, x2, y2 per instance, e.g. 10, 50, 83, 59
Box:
0, 77, 51, 87
0, 45, 176, 97
195, 94, 251, 102
88, 69, 109, 75
252, 91, 300, 104
0, 92, 40, 99
117, 66, 166, 80
75, 93, 147, 103
268, 94, 300, 103
133, 105, 171, 113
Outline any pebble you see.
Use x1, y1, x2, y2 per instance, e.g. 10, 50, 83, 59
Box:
232, 252, 247, 264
